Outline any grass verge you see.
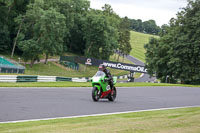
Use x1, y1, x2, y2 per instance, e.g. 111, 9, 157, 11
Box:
0, 107, 200, 133
0, 82, 199, 87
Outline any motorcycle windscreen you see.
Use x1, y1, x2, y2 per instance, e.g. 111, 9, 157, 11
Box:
92, 71, 105, 82
92, 76, 101, 82
93, 71, 105, 77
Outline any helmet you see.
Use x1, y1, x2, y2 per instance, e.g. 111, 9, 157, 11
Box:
99, 64, 106, 71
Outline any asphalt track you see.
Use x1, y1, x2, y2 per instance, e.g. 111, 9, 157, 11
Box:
0, 86, 200, 122
126, 55, 156, 82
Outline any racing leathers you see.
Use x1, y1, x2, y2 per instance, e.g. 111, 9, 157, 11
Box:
103, 69, 113, 89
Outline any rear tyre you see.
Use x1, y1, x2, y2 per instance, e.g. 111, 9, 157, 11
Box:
92, 87, 100, 102
108, 87, 117, 101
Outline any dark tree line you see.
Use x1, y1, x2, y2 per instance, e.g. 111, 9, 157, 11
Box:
0, 0, 30, 55
0, 0, 132, 67
145, 0, 200, 84
130, 19, 161, 35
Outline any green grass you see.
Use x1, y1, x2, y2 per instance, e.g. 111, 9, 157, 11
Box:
0, 82, 91, 87
134, 72, 142, 78
25, 62, 97, 77
116, 82, 200, 87
130, 31, 159, 62
0, 82, 199, 87
0, 62, 129, 77
110, 54, 134, 64
24, 62, 129, 77
0, 107, 200, 133
1, 53, 131, 77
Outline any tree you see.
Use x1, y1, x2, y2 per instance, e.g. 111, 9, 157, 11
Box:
43, 0, 73, 53
83, 9, 118, 60
102, 4, 115, 16
118, 17, 132, 62
18, 39, 41, 67
5, 0, 30, 57
43, 0, 90, 55
0, 1, 10, 52
130, 19, 161, 35
143, 20, 160, 34
145, 37, 173, 83
67, 0, 90, 54
17, 0, 66, 66
15, 0, 44, 66
145, 0, 200, 84
169, 0, 200, 84
130, 19, 143, 32
0, 25, 10, 52
37, 8, 66, 64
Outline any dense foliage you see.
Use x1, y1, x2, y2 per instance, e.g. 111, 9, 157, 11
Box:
145, 0, 200, 84
118, 16, 132, 60
0, 0, 134, 66
0, 0, 30, 54
130, 19, 161, 35
0, 0, 161, 68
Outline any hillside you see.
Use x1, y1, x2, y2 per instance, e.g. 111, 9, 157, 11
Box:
130, 31, 159, 62
0, 31, 157, 77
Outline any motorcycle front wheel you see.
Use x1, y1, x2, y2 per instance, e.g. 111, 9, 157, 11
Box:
92, 87, 100, 102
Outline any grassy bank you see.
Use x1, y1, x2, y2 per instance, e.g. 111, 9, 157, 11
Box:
130, 31, 159, 62
0, 107, 200, 133
0, 82, 199, 87
1, 31, 157, 78
25, 54, 133, 77
1, 54, 130, 77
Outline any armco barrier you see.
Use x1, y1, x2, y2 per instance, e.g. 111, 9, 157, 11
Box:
0, 74, 132, 83
38, 76, 56, 82
117, 75, 128, 79
0, 75, 17, 82
72, 78, 88, 82
56, 77, 72, 82
17, 76, 37, 82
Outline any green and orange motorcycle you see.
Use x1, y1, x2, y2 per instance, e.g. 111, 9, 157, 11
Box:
91, 71, 117, 102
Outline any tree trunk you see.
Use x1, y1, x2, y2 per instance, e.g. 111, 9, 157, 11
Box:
86, 43, 93, 56
7, 0, 16, 21
44, 53, 48, 64
123, 54, 124, 62
11, 17, 25, 58
114, 51, 117, 60
30, 59, 35, 68
117, 53, 120, 62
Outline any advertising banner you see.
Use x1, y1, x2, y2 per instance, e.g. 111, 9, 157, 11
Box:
60, 56, 147, 73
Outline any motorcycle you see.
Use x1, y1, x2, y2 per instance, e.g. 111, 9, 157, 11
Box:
91, 71, 117, 102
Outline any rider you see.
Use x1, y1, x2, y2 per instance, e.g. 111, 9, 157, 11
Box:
98, 64, 113, 89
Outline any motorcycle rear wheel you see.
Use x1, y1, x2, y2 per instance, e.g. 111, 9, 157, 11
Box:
92, 87, 100, 102
108, 87, 117, 101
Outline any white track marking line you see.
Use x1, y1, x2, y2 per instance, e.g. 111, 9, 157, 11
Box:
0, 105, 200, 124
0, 87, 92, 90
